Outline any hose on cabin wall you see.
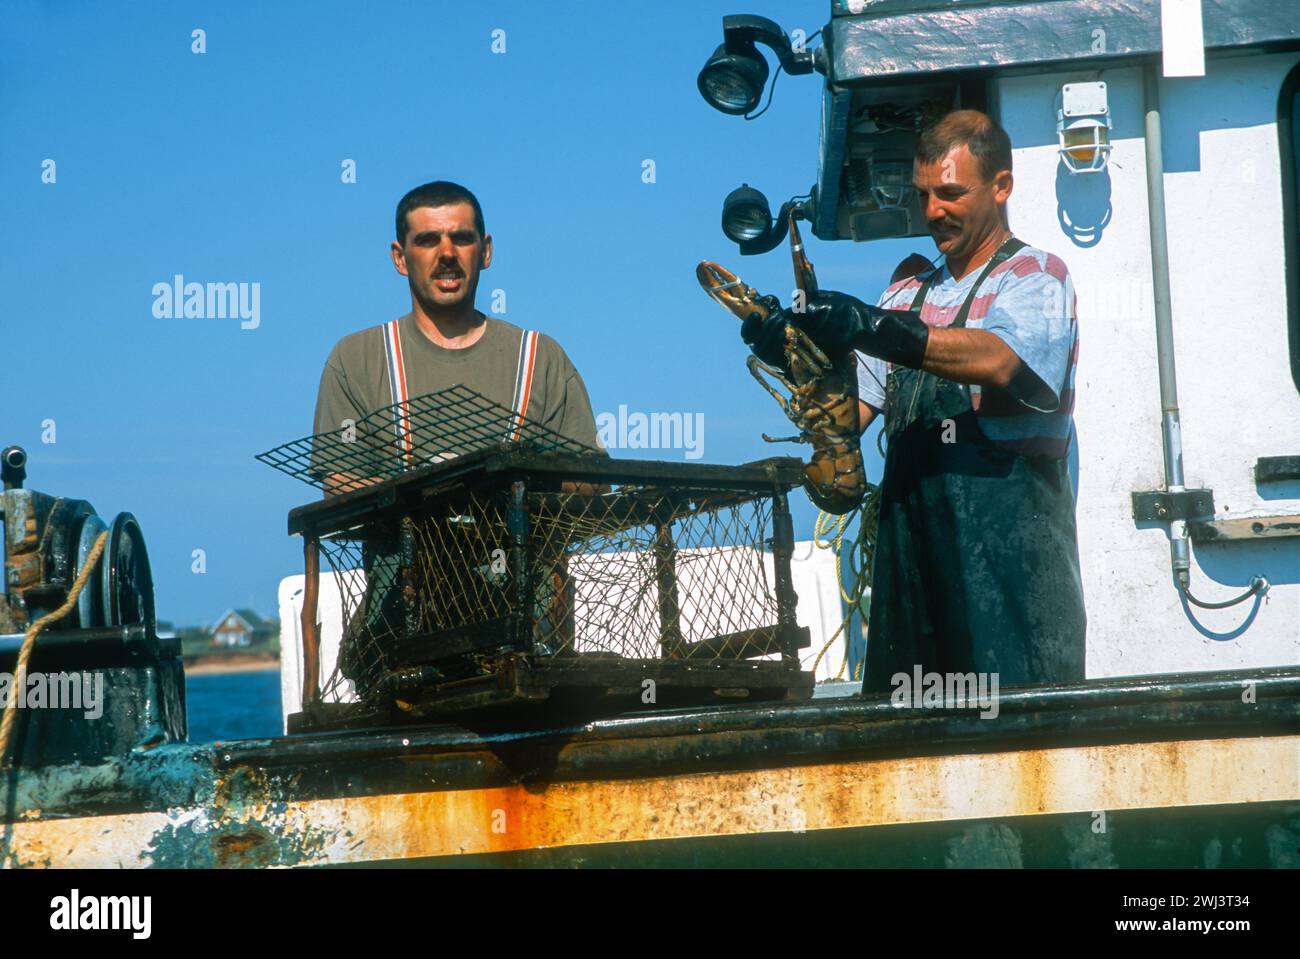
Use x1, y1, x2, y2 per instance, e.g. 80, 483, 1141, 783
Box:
1180, 576, 1269, 610
1142, 65, 1270, 615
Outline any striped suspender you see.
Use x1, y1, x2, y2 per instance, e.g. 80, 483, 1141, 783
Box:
509, 329, 539, 442
382, 320, 540, 464
383, 319, 413, 465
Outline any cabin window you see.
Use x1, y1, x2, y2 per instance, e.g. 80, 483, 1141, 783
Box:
1281, 62, 1300, 395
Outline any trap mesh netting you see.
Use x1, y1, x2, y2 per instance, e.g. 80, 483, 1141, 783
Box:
260, 387, 807, 710
256, 384, 598, 492
317, 486, 788, 702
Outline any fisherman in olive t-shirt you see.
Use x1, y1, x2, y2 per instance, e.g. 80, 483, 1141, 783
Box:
311, 180, 602, 494
310, 180, 603, 696
313, 309, 602, 461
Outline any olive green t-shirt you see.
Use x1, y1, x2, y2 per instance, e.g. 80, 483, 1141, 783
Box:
312, 312, 603, 473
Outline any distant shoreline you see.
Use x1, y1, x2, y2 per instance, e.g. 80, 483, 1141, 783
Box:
184, 653, 280, 676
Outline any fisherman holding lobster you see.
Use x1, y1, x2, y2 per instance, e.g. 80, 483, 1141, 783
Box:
711, 110, 1087, 693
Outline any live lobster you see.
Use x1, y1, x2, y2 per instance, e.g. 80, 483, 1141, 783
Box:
697, 212, 866, 515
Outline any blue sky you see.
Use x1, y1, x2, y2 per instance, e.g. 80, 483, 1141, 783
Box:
1, 1, 920, 626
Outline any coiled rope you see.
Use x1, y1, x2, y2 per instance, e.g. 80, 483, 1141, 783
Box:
810, 482, 881, 681
809, 428, 887, 681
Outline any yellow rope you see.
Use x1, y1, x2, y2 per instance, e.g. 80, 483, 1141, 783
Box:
0, 529, 109, 768
808, 482, 880, 683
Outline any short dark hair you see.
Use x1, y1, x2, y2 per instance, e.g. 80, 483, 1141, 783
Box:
915, 110, 1013, 183
395, 180, 486, 246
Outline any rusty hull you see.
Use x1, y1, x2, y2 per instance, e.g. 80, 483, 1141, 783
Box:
2, 667, 1298, 868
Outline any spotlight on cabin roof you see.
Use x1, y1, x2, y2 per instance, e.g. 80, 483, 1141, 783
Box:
699, 42, 768, 116
721, 184, 773, 244
696, 14, 819, 117
719, 185, 816, 256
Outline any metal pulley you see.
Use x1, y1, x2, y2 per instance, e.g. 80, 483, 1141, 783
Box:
62, 509, 155, 629
100, 512, 154, 629
72, 513, 109, 627
32, 508, 154, 630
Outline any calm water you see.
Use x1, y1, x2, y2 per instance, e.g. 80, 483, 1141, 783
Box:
184, 669, 284, 743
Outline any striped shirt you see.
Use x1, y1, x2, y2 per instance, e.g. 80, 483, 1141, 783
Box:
856, 242, 1079, 459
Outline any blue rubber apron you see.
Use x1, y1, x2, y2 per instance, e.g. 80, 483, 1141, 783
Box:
862, 239, 1087, 692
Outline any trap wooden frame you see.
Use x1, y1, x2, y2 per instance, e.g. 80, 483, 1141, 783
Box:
286, 448, 815, 730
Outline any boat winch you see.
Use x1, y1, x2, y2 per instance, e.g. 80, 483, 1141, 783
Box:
1, 444, 184, 768
2, 445, 155, 634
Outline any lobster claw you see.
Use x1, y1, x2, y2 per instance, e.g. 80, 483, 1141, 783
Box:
699, 260, 791, 369
696, 261, 776, 324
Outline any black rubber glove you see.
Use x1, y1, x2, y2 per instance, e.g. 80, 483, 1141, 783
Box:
785, 290, 929, 369
738, 293, 791, 370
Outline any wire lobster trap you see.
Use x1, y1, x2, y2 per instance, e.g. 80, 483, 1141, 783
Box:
260, 388, 813, 729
